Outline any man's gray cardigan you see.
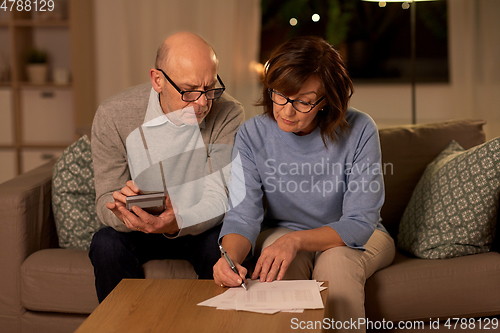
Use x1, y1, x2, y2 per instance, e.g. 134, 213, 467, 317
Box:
91, 83, 244, 236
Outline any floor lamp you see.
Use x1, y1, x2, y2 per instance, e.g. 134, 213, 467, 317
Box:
362, 0, 437, 124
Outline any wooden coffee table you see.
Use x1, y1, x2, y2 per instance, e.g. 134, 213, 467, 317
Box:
75, 279, 328, 333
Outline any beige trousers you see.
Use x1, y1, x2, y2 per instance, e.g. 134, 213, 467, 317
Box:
255, 227, 395, 333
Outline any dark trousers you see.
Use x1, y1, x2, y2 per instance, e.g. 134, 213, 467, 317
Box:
89, 224, 222, 303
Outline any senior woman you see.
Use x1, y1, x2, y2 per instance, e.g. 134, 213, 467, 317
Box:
213, 36, 395, 332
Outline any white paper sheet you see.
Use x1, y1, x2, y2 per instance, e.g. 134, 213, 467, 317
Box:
198, 280, 326, 314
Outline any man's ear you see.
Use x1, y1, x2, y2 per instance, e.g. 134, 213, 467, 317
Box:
150, 69, 162, 93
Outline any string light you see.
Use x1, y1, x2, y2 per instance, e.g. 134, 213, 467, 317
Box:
312, 14, 320, 22
289, 18, 298, 26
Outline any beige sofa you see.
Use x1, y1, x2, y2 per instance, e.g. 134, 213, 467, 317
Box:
1, 119, 499, 333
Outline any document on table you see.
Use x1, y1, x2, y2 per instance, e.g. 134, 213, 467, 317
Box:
198, 280, 326, 314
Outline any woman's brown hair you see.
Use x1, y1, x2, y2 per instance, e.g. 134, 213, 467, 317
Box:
259, 36, 353, 146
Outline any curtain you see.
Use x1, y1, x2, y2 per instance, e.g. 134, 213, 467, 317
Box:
94, 0, 262, 119
448, 0, 500, 140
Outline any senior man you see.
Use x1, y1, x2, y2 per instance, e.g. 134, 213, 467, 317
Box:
89, 32, 244, 302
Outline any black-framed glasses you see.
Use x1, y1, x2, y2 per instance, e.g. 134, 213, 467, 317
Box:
268, 89, 325, 113
156, 68, 225, 102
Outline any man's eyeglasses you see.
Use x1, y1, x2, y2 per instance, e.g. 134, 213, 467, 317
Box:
156, 68, 225, 102
268, 89, 325, 113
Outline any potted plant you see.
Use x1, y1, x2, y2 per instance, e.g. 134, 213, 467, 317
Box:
26, 49, 48, 84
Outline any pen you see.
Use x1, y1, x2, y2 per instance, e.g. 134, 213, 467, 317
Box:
219, 244, 248, 291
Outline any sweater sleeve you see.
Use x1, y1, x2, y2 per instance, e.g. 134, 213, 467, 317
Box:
219, 123, 265, 254
91, 104, 131, 232
326, 117, 385, 250
169, 98, 245, 237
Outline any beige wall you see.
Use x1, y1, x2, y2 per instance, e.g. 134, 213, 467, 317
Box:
93, 0, 261, 120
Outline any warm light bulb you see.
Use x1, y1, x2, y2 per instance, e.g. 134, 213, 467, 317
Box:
312, 14, 320, 22
379, 1, 387, 7
289, 18, 298, 26
402, 2, 410, 9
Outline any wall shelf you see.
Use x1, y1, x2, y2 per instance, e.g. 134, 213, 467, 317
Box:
19, 82, 72, 89
20, 143, 72, 149
13, 19, 69, 27
0, 0, 96, 181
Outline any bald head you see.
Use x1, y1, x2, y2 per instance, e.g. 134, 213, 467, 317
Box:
150, 32, 221, 124
155, 32, 218, 72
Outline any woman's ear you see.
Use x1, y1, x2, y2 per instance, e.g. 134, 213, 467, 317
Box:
318, 98, 327, 112
150, 69, 163, 93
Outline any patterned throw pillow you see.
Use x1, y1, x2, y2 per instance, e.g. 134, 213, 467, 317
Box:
52, 135, 102, 250
398, 138, 500, 259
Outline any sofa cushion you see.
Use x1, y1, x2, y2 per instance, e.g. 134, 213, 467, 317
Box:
52, 135, 102, 250
142, 259, 197, 279
20, 249, 98, 314
398, 138, 500, 259
365, 251, 500, 322
20, 249, 197, 314
379, 120, 485, 239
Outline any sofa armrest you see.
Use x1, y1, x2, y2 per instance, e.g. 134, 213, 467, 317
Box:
0, 160, 58, 324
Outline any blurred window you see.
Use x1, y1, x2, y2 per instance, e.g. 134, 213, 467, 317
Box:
260, 0, 449, 83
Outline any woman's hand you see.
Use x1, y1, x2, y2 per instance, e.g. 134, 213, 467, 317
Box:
213, 257, 247, 287
252, 233, 300, 282
213, 234, 252, 288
